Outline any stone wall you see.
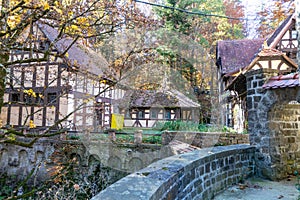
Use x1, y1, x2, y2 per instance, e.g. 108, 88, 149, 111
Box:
0, 139, 57, 182
162, 131, 249, 148
92, 144, 255, 200
246, 68, 300, 180
269, 103, 300, 178
0, 136, 205, 182
0, 139, 129, 183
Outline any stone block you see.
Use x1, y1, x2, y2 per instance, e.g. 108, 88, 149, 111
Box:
205, 163, 211, 173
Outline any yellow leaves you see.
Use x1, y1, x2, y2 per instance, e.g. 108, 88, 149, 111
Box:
7, 15, 21, 29
71, 24, 79, 31
54, 1, 60, 7
24, 0, 31, 5
83, 96, 95, 104
100, 79, 107, 84
24, 89, 36, 98
54, 1, 63, 15
8, 0, 19, 8
29, 120, 36, 128
43, 1, 50, 10
114, 59, 123, 66
62, 0, 72, 6
65, 25, 78, 35
33, 0, 50, 10
68, 11, 74, 17
24, 89, 37, 98
77, 17, 88, 25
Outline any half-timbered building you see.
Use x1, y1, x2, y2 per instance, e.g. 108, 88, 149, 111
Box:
117, 89, 200, 128
216, 13, 298, 132
1, 22, 117, 131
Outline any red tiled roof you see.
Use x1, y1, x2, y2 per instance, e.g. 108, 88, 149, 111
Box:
263, 73, 300, 89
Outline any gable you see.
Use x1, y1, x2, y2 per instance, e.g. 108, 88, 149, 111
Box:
217, 13, 297, 77
267, 13, 297, 62
244, 47, 297, 73
37, 23, 112, 79
13, 22, 113, 80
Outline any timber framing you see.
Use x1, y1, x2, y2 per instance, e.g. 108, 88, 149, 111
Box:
1, 22, 116, 131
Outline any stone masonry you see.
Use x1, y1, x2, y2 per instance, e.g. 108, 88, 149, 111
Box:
162, 131, 249, 148
246, 68, 300, 180
92, 144, 255, 200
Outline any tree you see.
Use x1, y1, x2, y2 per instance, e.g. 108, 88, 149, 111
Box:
257, 0, 295, 38
152, 0, 245, 123
0, 0, 146, 108
0, 0, 149, 146
0, 1, 150, 198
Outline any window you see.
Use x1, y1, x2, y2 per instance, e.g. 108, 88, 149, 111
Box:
35, 93, 44, 104
11, 93, 20, 102
137, 110, 144, 119
24, 94, 32, 104
124, 110, 130, 119
165, 110, 171, 119
47, 93, 57, 104
151, 109, 159, 119
292, 30, 297, 39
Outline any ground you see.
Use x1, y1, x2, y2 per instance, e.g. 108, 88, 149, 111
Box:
214, 176, 299, 200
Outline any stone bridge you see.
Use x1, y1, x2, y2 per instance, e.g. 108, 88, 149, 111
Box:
92, 144, 255, 200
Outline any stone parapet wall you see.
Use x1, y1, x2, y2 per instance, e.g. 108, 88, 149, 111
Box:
92, 144, 255, 200
162, 131, 249, 148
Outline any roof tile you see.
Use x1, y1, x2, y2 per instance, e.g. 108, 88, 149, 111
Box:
217, 38, 264, 74
263, 73, 300, 89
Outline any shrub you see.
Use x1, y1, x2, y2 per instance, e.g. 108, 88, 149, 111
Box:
154, 120, 207, 132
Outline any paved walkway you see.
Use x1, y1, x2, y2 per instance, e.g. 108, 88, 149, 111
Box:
214, 177, 299, 200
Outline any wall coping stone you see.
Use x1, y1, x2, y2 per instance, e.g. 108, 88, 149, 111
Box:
92, 144, 255, 200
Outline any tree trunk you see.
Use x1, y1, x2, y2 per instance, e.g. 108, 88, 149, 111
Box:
0, 53, 8, 113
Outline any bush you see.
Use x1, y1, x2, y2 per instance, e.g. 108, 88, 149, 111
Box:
154, 120, 208, 132
153, 120, 240, 133
142, 135, 161, 144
